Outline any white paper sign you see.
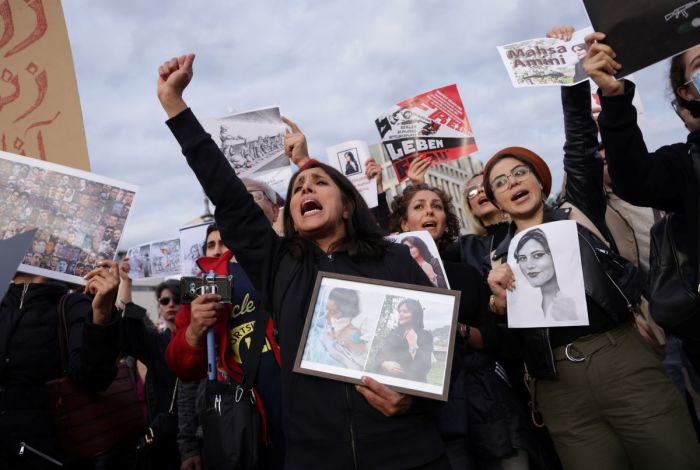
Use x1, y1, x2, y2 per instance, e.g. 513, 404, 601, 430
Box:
179, 222, 213, 276
387, 230, 450, 289
326, 140, 378, 208
497, 27, 594, 88
126, 238, 180, 280
202, 107, 291, 200
506, 220, 589, 328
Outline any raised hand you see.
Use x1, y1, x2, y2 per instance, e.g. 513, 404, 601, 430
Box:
583, 32, 624, 96
407, 156, 431, 185
281, 116, 310, 168
157, 53, 195, 118
84, 260, 120, 325
365, 158, 384, 193
546, 25, 575, 41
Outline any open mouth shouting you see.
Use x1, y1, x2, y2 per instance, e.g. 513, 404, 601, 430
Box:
511, 190, 530, 204
477, 195, 490, 206
301, 198, 323, 217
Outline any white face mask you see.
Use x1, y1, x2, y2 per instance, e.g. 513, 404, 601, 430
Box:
330, 317, 351, 332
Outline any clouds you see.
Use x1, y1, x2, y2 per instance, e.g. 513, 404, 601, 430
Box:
61, 0, 688, 249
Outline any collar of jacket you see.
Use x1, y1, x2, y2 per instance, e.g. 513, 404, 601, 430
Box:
491, 206, 571, 260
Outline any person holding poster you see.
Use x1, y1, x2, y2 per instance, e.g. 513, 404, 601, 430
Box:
0, 263, 121, 468
484, 147, 700, 469
389, 183, 533, 468
158, 54, 448, 469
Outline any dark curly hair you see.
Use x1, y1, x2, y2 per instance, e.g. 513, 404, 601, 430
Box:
389, 183, 460, 251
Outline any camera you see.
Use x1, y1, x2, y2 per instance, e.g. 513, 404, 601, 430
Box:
180, 274, 233, 304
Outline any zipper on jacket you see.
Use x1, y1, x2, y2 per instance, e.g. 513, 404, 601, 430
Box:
18, 442, 63, 467
544, 328, 556, 375
345, 384, 359, 469
327, 253, 334, 262
582, 237, 634, 313
18, 283, 29, 310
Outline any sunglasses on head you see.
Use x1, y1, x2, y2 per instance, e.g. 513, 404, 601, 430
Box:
158, 296, 180, 306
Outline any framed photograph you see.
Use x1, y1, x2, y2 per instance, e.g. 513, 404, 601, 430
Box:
0, 150, 137, 285
506, 220, 589, 328
293, 272, 461, 401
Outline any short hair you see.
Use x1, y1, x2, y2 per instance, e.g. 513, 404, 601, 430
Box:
156, 280, 180, 301
398, 298, 424, 330
327, 288, 360, 318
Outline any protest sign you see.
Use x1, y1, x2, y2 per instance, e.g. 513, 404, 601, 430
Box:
0, 150, 137, 285
583, 0, 700, 77
326, 140, 378, 208
506, 221, 589, 328
497, 27, 594, 88
202, 107, 292, 198
387, 231, 449, 289
179, 222, 212, 276
375, 85, 477, 182
0, 0, 90, 170
126, 238, 180, 280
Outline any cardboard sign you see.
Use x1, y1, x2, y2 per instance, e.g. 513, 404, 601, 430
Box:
326, 140, 378, 208
0, 0, 90, 170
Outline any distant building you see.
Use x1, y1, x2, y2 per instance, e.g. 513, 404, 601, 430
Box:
369, 143, 484, 234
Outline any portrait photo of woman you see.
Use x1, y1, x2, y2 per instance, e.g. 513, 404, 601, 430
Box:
505, 220, 588, 328
341, 150, 360, 176
402, 235, 447, 289
372, 298, 434, 383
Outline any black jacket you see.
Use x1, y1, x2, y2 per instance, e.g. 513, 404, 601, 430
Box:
167, 108, 445, 470
599, 80, 700, 277
443, 222, 510, 279
0, 282, 119, 464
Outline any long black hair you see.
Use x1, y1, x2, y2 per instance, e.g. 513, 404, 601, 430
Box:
670, 52, 700, 118
283, 161, 390, 258
398, 298, 424, 330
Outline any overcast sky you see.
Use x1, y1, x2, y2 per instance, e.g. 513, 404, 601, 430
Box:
61, 0, 688, 249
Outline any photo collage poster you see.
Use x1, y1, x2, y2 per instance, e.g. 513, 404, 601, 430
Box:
497, 27, 594, 88
506, 220, 589, 328
0, 150, 137, 285
325, 140, 378, 208
202, 107, 292, 199
295, 273, 460, 400
374, 84, 478, 182
386, 230, 450, 289
125, 238, 181, 280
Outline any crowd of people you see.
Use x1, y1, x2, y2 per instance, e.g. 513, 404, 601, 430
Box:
3, 24, 700, 470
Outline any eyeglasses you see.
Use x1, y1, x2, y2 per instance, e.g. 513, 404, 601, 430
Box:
158, 296, 180, 306
489, 165, 532, 193
465, 184, 484, 199
684, 70, 700, 95
248, 190, 270, 203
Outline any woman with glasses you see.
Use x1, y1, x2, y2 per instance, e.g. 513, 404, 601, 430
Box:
484, 146, 700, 470
118, 265, 183, 470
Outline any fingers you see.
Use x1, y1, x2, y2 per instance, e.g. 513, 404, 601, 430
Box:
584, 32, 606, 47
281, 116, 301, 133
546, 26, 574, 40
190, 293, 222, 305
355, 376, 411, 416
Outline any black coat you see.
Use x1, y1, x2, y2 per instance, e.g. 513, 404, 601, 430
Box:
167, 108, 445, 470
0, 282, 119, 465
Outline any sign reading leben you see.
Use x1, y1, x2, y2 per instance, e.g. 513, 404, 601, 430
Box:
0, 0, 90, 170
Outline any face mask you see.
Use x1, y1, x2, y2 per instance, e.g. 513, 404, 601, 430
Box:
330, 317, 351, 332
687, 69, 700, 95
